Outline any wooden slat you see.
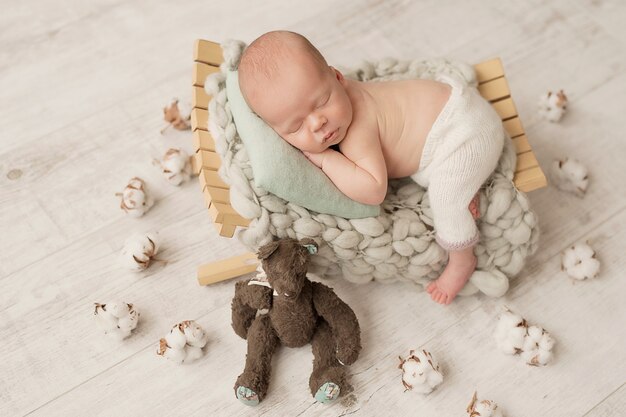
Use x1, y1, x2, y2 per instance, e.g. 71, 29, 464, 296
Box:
514, 166, 548, 193
203, 186, 230, 205
191, 108, 208, 131
214, 222, 237, 238
199, 169, 229, 190
192, 151, 202, 175
193, 86, 210, 110
208, 201, 250, 227
190, 154, 199, 175
503, 117, 525, 137
515, 151, 540, 173
197, 252, 258, 285
492, 97, 518, 121
193, 130, 215, 152
192, 62, 220, 88
194, 39, 224, 66
512, 135, 532, 154
473, 58, 504, 84
477, 77, 510, 102
199, 150, 221, 170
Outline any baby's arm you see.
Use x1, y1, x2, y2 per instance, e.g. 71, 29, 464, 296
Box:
304, 136, 387, 205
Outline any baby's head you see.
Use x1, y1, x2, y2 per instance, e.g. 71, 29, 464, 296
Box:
238, 31, 353, 153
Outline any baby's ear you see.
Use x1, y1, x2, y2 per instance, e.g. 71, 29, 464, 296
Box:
330, 66, 345, 83
257, 240, 280, 260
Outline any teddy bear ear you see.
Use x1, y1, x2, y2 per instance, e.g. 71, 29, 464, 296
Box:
257, 240, 281, 260
299, 238, 318, 255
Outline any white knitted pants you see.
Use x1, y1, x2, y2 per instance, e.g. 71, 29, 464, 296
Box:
411, 76, 505, 251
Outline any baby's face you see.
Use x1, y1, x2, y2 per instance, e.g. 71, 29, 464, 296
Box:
247, 56, 353, 153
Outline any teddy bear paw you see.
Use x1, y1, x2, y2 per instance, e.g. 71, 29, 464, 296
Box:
315, 382, 341, 403
236, 385, 260, 406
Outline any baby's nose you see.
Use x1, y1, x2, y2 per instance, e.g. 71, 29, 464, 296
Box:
310, 114, 327, 132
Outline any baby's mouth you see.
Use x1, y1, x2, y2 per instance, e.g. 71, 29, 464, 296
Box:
323, 129, 337, 142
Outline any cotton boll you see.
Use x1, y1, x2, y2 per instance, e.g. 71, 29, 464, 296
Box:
94, 303, 119, 332
93, 302, 139, 339
118, 305, 139, 332
156, 339, 186, 364
521, 326, 555, 366
398, 349, 443, 394
117, 177, 154, 217
561, 242, 600, 280
538, 90, 568, 122
181, 320, 209, 348
551, 158, 589, 197
106, 301, 130, 319
494, 309, 526, 354
120, 232, 160, 271
466, 392, 504, 417
165, 324, 188, 350
156, 148, 192, 186
184, 345, 204, 363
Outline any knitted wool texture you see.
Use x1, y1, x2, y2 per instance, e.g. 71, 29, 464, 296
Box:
205, 40, 539, 297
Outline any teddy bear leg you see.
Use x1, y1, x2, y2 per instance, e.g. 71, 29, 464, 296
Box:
234, 315, 279, 406
309, 320, 347, 403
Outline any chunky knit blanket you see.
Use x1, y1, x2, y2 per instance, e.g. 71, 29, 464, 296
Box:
205, 40, 539, 297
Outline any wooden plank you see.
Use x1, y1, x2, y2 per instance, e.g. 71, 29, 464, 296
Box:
512, 134, 532, 154
192, 62, 220, 88
190, 108, 208, 131
192, 86, 210, 110
514, 166, 548, 192
194, 39, 224, 66
207, 201, 250, 227
477, 77, 510, 102
197, 252, 259, 285
503, 117, 525, 137
199, 169, 229, 190
492, 97, 518, 120
515, 151, 540, 173
473, 58, 504, 84
192, 130, 216, 152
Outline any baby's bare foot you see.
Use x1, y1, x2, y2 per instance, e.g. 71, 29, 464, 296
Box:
426, 253, 477, 305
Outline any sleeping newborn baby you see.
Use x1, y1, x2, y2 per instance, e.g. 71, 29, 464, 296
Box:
238, 31, 505, 305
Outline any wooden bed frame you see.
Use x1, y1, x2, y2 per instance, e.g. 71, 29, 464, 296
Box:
190, 39, 547, 286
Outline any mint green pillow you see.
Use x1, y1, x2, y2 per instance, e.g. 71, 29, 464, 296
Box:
225, 70, 380, 219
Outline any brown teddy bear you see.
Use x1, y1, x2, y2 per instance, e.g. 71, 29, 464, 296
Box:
231, 237, 362, 406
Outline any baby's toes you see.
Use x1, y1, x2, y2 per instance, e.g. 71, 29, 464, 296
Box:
426, 281, 436, 293
436, 292, 448, 304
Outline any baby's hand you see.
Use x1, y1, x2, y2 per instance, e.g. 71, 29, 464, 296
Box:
302, 150, 327, 169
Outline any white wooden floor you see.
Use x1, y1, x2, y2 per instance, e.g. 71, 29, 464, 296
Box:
1, 0, 625, 416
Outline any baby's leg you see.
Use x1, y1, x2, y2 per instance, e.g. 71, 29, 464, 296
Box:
424, 140, 500, 304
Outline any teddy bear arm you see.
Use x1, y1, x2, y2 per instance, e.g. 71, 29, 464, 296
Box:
311, 282, 362, 365
231, 281, 271, 339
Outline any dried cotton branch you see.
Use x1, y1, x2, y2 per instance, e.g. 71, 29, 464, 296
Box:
153, 148, 192, 186
93, 301, 139, 339
466, 391, 504, 417
551, 158, 589, 197
116, 177, 154, 217
561, 241, 600, 280
120, 232, 162, 271
494, 306, 555, 366
156, 320, 209, 364
398, 349, 443, 394
538, 90, 568, 122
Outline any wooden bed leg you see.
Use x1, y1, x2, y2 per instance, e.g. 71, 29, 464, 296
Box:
197, 252, 259, 285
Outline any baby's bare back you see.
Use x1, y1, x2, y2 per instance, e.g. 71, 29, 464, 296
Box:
340, 78, 452, 178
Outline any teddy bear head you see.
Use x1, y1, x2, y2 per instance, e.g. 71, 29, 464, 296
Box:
257, 238, 318, 301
